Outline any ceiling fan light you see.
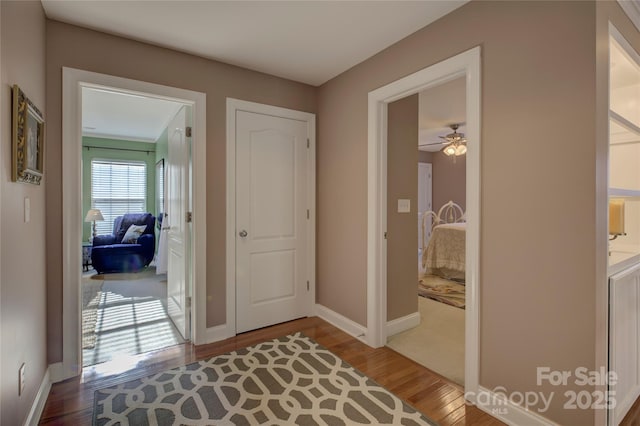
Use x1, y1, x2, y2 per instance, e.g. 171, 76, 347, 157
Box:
455, 144, 467, 156
442, 144, 456, 156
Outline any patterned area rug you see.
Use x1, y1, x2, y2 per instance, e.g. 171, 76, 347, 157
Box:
418, 274, 465, 309
93, 333, 437, 425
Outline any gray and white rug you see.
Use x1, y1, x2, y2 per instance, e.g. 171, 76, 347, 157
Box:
93, 333, 437, 425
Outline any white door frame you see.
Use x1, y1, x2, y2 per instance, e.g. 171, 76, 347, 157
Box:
418, 162, 433, 252
226, 98, 316, 337
54, 68, 207, 382
367, 47, 481, 396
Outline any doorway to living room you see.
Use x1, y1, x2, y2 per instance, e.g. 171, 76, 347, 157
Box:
58, 68, 207, 381
80, 87, 188, 367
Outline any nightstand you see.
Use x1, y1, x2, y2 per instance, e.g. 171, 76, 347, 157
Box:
82, 242, 92, 271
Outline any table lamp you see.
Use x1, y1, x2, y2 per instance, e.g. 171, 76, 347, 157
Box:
85, 208, 104, 242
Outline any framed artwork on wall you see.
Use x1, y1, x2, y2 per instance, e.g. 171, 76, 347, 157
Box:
12, 84, 45, 185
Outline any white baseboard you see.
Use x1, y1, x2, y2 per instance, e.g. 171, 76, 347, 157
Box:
472, 386, 558, 426
24, 367, 51, 426
315, 304, 367, 343
48, 361, 79, 383
200, 324, 234, 345
386, 311, 420, 337
48, 362, 63, 383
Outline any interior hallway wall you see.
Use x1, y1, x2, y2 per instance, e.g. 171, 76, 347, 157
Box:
387, 94, 419, 322
317, 2, 599, 424
45, 20, 317, 363
0, 1, 48, 424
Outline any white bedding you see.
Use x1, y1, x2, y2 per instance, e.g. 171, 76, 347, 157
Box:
423, 222, 466, 281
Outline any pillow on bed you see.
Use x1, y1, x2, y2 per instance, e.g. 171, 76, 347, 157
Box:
121, 224, 147, 244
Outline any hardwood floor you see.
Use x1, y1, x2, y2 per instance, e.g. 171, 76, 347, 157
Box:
622, 396, 640, 426
40, 316, 504, 425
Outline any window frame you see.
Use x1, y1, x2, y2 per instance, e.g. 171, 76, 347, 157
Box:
90, 158, 148, 235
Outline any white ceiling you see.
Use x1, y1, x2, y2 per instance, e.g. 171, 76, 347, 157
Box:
418, 77, 466, 152
41, 0, 467, 86
82, 88, 183, 142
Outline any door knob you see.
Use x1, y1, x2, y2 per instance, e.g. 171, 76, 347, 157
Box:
239, 230, 248, 238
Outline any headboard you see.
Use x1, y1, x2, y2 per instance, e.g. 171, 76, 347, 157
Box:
420, 200, 465, 254
422, 200, 465, 230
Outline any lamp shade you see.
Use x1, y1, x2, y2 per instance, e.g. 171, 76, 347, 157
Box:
609, 199, 625, 236
85, 208, 104, 222
442, 144, 457, 156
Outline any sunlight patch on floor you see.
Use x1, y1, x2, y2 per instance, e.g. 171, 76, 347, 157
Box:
82, 272, 185, 367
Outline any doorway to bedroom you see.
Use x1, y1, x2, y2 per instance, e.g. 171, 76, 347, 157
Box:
367, 48, 480, 394
385, 77, 467, 385
80, 86, 189, 367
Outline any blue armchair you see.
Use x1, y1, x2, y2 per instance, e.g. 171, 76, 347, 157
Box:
91, 213, 156, 274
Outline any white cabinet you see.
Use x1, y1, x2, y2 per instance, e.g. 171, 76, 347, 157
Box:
609, 264, 640, 425
608, 25, 640, 426
609, 31, 640, 272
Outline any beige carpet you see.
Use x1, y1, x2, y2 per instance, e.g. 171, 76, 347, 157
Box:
83, 267, 185, 367
82, 277, 103, 349
82, 268, 159, 349
387, 297, 465, 385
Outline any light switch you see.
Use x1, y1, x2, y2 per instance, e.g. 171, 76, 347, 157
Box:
397, 199, 410, 213
24, 197, 30, 223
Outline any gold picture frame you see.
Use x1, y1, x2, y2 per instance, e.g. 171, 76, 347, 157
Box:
12, 84, 44, 185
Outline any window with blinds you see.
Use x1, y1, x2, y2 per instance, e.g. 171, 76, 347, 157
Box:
91, 160, 147, 235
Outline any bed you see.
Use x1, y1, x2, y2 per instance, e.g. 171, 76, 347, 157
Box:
421, 201, 466, 282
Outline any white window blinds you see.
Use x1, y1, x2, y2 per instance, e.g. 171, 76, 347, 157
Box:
91, 160, 147, 235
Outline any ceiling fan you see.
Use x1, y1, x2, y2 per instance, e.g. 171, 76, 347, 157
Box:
421, 123, 467, 157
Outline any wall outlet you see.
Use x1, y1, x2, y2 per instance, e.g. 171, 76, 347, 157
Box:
18, 363, 25, 396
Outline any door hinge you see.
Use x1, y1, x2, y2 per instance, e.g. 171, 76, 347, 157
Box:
307, 281, 310, 291
186, 126, 192, 137
186, 212, 192, 223
307, 138, 310, 148
307, 209, 310, 219
384, 232, 388, 239
186, 296, 192, 307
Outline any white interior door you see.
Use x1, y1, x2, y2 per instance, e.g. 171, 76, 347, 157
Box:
235, 110, 311, 333
166, 106, 190, 340
418, 162, 433, 249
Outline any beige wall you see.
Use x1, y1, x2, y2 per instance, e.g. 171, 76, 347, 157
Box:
1, 2, 47, 424
45, 21, 317, 362
432, 154, 466, 213
418, 150, 433, 163
387, 95, 419, 321
317, 2, 599, 424
418, 148, 466, 214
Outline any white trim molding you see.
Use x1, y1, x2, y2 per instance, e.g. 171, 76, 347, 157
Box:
24, 368, 51, 426
315, 304, 368, 343
203, 324, 235, 345
60, 68, 207, 380
617, 0, 640, 32
226, 98, 316, 339
367, 46, 481, 398
386, 312, 421, 337
471, 386, 558, 426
